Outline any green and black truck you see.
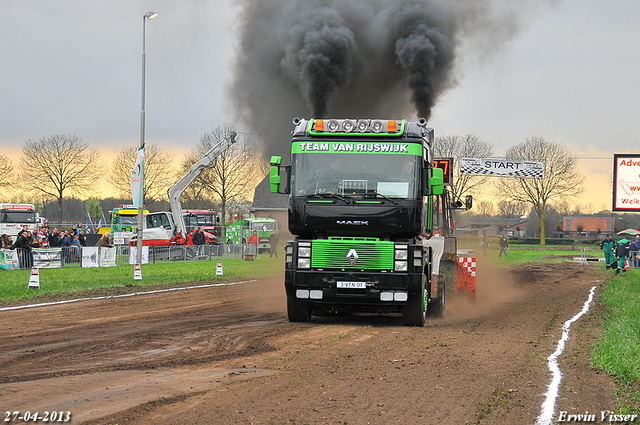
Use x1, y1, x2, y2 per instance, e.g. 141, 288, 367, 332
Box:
270, 118, 463, 326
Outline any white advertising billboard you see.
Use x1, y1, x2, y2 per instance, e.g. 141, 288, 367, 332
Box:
613, 154, 640, 212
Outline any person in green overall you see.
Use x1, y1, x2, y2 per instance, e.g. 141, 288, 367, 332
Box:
615, 237, 630, 275
600, 234, 616, 270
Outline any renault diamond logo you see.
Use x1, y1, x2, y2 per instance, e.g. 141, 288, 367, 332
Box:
346, 249, 359, 266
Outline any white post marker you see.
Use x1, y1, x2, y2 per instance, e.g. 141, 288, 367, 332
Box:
216, 261, 223, 276
134, 264, 142, 281
28, 267, 40, 289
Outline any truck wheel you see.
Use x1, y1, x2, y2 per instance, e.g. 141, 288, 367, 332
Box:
287, 294, 312, 322
428, 274, 446, 319
403, 280, 426, 327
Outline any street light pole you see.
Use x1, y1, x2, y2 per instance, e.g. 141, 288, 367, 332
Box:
137, 11, 158, 267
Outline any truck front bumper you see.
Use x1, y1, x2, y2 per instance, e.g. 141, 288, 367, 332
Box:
285, 268, 423, 311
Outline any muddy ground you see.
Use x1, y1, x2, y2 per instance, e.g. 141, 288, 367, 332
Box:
0, 258, 618, 424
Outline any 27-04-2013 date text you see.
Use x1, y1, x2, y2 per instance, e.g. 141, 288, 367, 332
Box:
4, 411, 71, 422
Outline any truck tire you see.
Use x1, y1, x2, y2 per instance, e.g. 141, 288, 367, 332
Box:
428, 274, 446, 319
402, 279, 426, 327
287, 294, 312, 322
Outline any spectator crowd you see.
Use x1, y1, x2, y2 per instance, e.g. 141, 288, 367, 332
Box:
1, 222, 93, 268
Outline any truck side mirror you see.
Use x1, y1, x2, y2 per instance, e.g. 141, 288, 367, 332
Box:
270, 156, 282, 193
430, 167, 444, 195
269, 156, 290, 194
465, 195, 473, 210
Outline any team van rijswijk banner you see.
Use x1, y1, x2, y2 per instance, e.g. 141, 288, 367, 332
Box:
460, 158, 545, 178
291, 141, 421, 154
613, 154, 640, 212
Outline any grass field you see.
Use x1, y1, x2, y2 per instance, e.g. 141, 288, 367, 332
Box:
594, 268, 640, 382
593, 268, 640, 415
464, 242, 602, 268
0, 254, 285, 303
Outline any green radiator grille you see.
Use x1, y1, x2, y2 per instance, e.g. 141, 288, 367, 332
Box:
311, 238, 394, 270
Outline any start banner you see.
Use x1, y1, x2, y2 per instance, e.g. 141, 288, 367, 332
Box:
461, 158, 545, 178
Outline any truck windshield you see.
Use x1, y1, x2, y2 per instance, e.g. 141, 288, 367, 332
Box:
195, 214, 215, 225
146, 213, 173, 229
117, 215, 139, 227
251, 221, 277, 232
291, 152, 421, 199
1, 211, 36, 223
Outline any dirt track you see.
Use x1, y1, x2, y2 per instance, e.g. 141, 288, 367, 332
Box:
0, 259, 616, 424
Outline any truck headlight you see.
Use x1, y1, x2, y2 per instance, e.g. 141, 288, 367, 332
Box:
394, 260, 408, 271
395, 249, 408, 260
298, 247, 311, 257
298, 258, 311, 269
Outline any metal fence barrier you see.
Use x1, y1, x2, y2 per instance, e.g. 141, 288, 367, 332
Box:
1, 243, 247, 270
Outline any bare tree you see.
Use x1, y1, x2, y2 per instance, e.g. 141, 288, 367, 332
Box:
19, 134, 100, 220
107, 143, 174, 207
496, 200, 529, 218
475, 200, 495, 217
434, 134, 494, 203
0, 154, 15, 193
180, 126, 266, 226
494, 136, 583, 245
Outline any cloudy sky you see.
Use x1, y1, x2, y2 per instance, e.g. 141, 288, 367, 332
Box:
1, 0, 639, 209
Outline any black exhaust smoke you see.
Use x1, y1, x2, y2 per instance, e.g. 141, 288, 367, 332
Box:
279, 6, 357, 118
230, 0, 548, 157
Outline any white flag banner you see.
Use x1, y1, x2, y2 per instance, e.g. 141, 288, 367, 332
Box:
129, 246, 149, 264
33, 248, 64, 269
461, 157, 545, 178
82, 247, 99, 268
99, 247, 117, 267
130, 144, 145, 208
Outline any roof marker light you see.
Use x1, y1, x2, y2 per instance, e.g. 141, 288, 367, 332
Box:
315, 120, 324, 131
342, 120, 355, 133
388, 120, 397, 132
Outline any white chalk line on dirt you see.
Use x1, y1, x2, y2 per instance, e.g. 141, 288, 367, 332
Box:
535, 285, 597, 425
0, 280, 257, 312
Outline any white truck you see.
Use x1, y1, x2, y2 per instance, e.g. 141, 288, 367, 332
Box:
0, 203, 37, 238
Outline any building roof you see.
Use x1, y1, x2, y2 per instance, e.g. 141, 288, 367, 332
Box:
505, 220, 533, 230
252, 174, 289, 210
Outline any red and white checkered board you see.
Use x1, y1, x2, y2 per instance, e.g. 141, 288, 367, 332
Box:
458, 257, 476, 277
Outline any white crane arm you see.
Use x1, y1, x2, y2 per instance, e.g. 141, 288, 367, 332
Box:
168, 132, 237, 237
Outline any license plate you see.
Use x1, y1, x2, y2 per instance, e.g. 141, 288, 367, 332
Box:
337, 281, 367, 289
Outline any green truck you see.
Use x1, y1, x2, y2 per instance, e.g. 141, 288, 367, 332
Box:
225, 218, 278, 252
269, 117, 467, 326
